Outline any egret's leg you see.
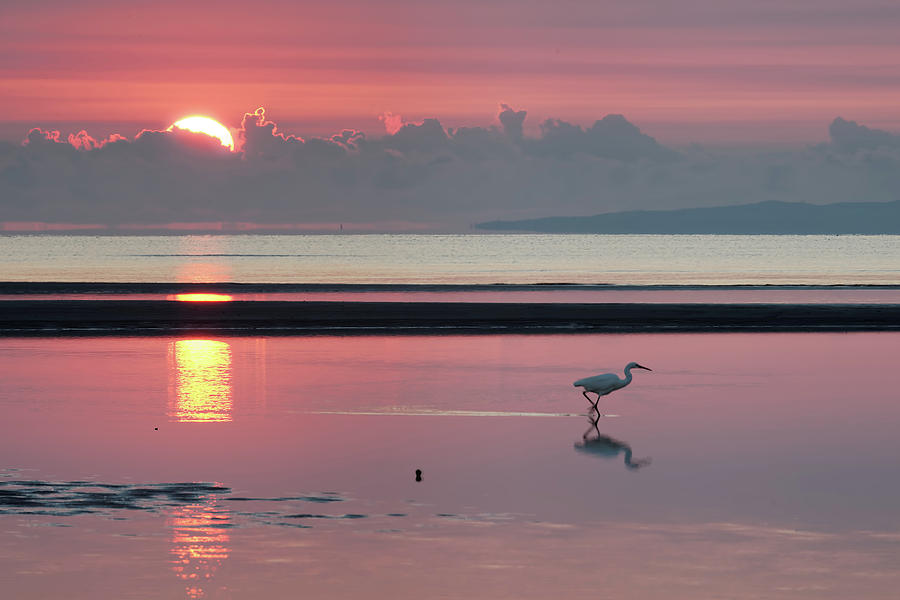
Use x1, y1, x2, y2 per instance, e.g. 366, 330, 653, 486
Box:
590, 416, 601, 436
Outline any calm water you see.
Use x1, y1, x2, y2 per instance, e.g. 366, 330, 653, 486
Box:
1, 233, 899, 285
4, 288, 900, 304
2, 333, 900, 599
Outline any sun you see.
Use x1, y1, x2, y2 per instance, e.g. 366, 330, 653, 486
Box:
168, 116, 235, 151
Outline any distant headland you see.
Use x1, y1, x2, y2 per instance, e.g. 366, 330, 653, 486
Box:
474, 200, 900, 234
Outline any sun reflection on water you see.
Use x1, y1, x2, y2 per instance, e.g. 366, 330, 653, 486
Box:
169, 501, 231, 599
168, 339, 233, 422
170, 293, 234, 302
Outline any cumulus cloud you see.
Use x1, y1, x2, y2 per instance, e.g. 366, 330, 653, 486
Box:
2, 106, 899, 228
529, 114, 677, 161
498, 103, 526, 141
378, 112, 405, 136
380, 118, 449, 154
23, 128, 65, 147
829, 117, 900, 152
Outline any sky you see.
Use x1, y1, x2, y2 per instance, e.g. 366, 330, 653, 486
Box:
4, 0, 900, 143
2, 0, 900, 229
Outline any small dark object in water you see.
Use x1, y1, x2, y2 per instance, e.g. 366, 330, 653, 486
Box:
154, 427, 158, 431
415, 469, 422, 482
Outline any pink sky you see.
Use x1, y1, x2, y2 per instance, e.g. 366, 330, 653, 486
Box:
3, 0, 900, 144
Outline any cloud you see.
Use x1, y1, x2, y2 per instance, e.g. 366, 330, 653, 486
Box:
829, 117, 900, 152
2, 106, 899, 228
498, 104, 526, 141
240, 107, 305, 159
23, 128, 66, 147
378, 112, 405, 136
380, 118, 449, 154
528, 114, 677, 161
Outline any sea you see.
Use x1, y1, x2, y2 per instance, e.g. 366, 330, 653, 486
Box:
0, 233, 899, 301
2, 233, 900, 599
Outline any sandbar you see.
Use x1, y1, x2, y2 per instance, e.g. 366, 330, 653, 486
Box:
0, 300, 898, 335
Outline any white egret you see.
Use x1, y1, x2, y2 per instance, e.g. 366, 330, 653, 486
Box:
573, 362, 651, 413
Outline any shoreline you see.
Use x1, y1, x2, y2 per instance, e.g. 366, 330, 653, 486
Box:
1, 300, 898, 335
1, 282, 900, 294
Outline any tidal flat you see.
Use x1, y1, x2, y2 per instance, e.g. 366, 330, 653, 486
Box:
2, 332, 899, 599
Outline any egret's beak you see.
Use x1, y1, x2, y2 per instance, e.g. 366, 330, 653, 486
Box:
636, 364, 652, 371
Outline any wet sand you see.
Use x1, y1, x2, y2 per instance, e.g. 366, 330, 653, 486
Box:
0, 299, 898, 334
3, 333, 900, 599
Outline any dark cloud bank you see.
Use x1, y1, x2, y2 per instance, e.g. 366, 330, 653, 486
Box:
2, 107, 899, 230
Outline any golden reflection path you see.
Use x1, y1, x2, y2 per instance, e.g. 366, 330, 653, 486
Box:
174, 237, 232, 284
168, 340, 233, 422
170, 293, 234, 302
169, 500, 231, 599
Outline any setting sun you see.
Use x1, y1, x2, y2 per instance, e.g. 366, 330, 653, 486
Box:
168, 116, 235, 151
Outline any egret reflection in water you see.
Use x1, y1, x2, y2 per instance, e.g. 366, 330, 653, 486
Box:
168, 339, 233, 422
574, 416, 652, 471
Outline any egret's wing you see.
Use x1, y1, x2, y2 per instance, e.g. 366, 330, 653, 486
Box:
573, 373, 620, 388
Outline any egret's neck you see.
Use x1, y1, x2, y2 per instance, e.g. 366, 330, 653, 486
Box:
622, 446, 634, 467
623, 366, 634, 383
